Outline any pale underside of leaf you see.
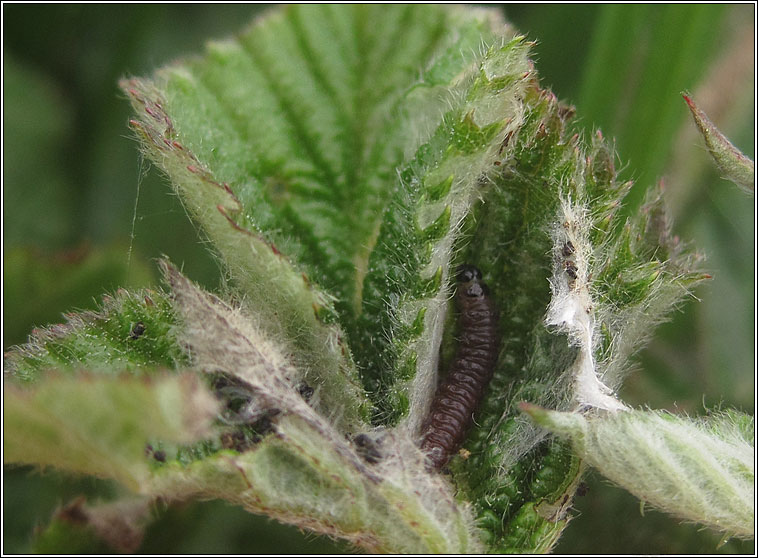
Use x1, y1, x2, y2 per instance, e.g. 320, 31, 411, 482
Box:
157, 263, 482, 552
522, 405, 755, 540
146, 419, 482, 554
3, 373, 218, 492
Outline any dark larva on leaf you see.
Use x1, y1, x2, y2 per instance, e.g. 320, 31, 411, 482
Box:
352, 433, 383, 464
145, 444, 166, 463
420, 265, 500, 471
211, 374, 255, 425
252, 409, 281, 436
564, 260, 578, 280
297, 382, 314, 401
129, 321, 146, 340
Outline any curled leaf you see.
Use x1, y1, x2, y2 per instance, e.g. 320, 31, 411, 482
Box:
521, 404, 755, 540
683, 93, 754, 194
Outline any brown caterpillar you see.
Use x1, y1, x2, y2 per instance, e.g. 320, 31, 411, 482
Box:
420, 265, 500, 471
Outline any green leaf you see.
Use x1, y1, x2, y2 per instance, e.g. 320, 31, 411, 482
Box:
429, 78, 707, 549
4, 286, 186, 383
3, 245, 154, 348
521, 404, 755, 540
120, 6, 713, 551
161, 260, 368, 435
121, 5, 512, 432
6, 4, 746, 555
683, 93, 755, 193
156, 262, 482, 553
355, 36, 535, 426
145, 426, 482, 554
4, 373, 218, 491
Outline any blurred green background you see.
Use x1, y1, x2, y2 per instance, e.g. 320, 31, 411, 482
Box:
3, 4, 753, 554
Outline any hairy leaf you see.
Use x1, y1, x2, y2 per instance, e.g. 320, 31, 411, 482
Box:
683, 93, 755, 193
5, 287, 186, 383
522, 404, 755, 540
4, 373, 218, 491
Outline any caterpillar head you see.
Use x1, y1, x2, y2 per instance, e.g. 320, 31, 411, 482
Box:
455, 264, 489, 299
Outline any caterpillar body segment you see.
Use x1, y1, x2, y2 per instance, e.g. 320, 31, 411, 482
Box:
420, 265, 500, 470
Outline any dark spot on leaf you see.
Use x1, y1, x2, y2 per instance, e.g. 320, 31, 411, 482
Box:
564, 261, 578, 280
352, 433, 383, 464
297, 382, 314, 401
129, 321, 146, 340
